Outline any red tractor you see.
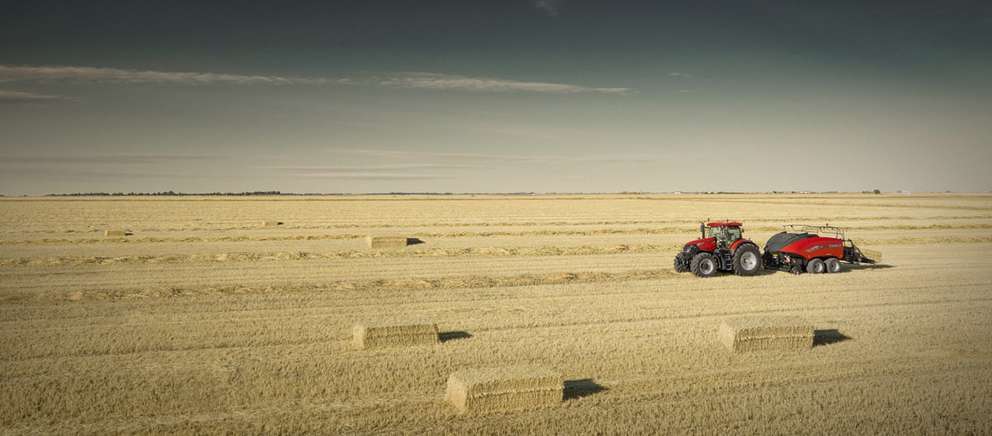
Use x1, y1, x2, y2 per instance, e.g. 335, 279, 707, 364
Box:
762, 224, 877, 274
673, 221, 763, 277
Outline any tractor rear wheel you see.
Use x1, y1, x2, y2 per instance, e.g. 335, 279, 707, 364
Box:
732, 244, 762, 276
806, 258, 826, 274
824, 257, 841, 273
690, 252, 719, 278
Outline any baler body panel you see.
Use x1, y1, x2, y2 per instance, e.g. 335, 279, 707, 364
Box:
775, 235, 844, 261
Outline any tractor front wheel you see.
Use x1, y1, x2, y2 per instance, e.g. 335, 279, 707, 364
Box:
806, 258, 826, 274
732, 244, 762, 276
690, 253, 719, 278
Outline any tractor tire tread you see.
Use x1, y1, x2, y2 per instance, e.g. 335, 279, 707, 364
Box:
690, 252, 719, 278
732, 244, 763, 276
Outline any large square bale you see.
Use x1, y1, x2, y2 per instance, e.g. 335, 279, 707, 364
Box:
720, 317, 814, 353
365, 235, 410, 249
262, 221, 284, 227
446, 366, 563, 414
352, 322, 439, 349
104, 229, 129, 237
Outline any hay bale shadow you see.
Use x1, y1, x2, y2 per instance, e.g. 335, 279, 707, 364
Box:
406, 237, 425, 246
814, 329, 851, 346
439, 331, 472, 342
563, 378, 607, 400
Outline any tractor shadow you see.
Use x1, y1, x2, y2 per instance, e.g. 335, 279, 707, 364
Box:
813, 329, 852, 346
564, 378, 608, 400
406, 238, 426, 246
439, 331, 473, 342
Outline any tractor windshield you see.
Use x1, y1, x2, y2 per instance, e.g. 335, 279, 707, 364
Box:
705, 226, 742, 243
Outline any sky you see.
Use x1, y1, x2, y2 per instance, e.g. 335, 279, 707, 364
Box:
1, 0, 990, 194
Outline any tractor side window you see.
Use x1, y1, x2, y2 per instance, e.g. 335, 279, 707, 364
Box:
727, 228, 742, 241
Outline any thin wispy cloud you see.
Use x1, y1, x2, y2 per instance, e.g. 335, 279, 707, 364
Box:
0, 167, 192, 179
294, 173, 452, 180
267, 162, 472, 180
0, 65, 634, 95
380, 72, 630, 95
0, 89, 70, 103
535, 0, 564, 16
0, 154, 223, 165
271, 163, 475, 172
331, 148, 664, 164
0, 65, 338, 86
335, 148, 546, 163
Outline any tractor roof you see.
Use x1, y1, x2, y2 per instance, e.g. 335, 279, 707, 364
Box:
705, 220, 742, 228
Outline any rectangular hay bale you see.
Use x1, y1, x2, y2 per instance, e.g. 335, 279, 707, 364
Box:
365, 235, 409, 249
446, 366, 563, 414
720, 317, 814, 353
104, 229, 129, 237
262, 221, 284, 227
352, 322, 439, 349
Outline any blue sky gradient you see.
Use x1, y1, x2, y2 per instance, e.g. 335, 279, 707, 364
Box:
1, 1, 990, 194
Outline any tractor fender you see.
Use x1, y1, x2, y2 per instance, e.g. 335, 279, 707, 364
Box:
730, 239, 758, 253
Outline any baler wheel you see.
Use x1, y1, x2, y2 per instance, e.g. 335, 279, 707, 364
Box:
806, 258, 826, 274
824, 257, 841, 273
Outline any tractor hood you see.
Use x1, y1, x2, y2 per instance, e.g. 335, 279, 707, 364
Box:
684, 237, 717, 252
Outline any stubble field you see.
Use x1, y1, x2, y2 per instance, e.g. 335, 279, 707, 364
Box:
1, 193, 991, 434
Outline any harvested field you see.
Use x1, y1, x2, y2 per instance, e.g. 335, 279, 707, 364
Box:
1, 193, 991, 434
446, 366, 563, 414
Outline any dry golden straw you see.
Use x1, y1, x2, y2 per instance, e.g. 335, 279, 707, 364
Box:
446, 366, 563, 414
352, 322, 439, 349
365, 235, 410, 249
719, 317, 814, 353
860, 247, 883, 263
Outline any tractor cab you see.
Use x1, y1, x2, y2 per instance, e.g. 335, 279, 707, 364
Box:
674, 220, 762, 277
701, 221, 743, 249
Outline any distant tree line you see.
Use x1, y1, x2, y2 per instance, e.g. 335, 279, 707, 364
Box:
41, 191, 528, 197
25, 189, 910, 197
46, 191, 283, 197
